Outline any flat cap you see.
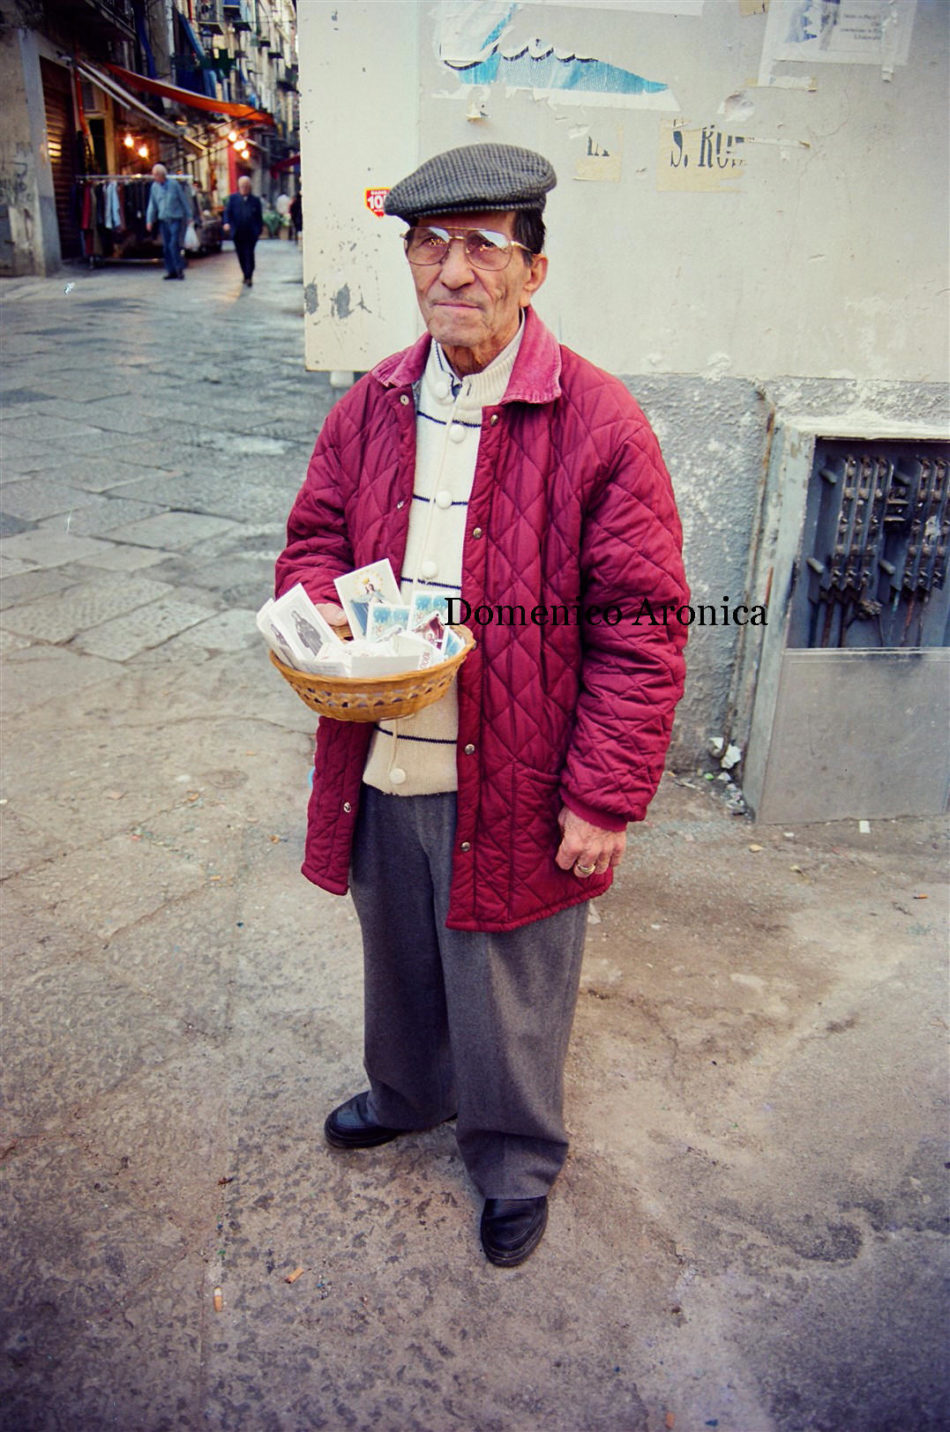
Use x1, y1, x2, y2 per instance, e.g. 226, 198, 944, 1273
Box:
384, 143, 556, 221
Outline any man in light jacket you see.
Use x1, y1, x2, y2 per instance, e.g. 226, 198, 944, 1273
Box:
276, 144, 688, 1267
146, 164, 190, 280
223, 176, 264, 287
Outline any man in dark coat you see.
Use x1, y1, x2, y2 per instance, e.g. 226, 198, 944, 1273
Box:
222, 176, 264, 287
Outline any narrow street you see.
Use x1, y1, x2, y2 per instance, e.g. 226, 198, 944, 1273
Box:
1, 240, 947, 1432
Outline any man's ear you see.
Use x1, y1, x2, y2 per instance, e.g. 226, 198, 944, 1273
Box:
520, 253, 548, 307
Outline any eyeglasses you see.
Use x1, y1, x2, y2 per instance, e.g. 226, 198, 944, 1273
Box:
403, 226, 533, 272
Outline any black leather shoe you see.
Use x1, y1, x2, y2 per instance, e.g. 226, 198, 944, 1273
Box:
324, 1091, 407, 1149
480, 1196, 548, 1267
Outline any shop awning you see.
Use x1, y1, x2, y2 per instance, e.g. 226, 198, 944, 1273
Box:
105, 61, 275, 126
271, 152, 300, 173
75, 60, 205, 150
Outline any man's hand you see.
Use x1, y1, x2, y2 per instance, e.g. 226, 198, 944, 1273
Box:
222, 223, 230, 234
316, 601, 349, 629
555, 806, 626, 879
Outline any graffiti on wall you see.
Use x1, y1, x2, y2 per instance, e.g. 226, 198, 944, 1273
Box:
438, 1, 679, 109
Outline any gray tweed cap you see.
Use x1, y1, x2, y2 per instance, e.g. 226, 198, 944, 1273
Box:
383, 143, 556, 222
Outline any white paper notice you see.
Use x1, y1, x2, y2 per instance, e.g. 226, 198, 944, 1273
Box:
759, 0, 916, 84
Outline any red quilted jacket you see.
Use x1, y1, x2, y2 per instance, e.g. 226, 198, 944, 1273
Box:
276, 307, 688, 931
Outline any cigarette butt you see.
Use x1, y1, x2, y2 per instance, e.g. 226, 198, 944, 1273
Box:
285, 1266, 306, 1284
213, 1286, 224, 1312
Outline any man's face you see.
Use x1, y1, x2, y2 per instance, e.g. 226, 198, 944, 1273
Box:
407, 210, 547, 376
152, 167, 165, 185
238, 178, 251, 195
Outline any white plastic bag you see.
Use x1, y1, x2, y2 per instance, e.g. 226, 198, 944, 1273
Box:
183, 221, 199, 252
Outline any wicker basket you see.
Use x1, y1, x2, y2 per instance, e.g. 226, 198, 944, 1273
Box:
269, 625, 476, 722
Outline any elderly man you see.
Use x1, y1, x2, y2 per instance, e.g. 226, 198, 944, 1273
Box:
223, 176, 264, 287
276, 143, 688, 1266
146, 164, 190, 280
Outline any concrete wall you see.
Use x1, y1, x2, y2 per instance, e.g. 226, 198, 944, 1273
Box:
297, 0, 949, 763
0, 29, 61, 277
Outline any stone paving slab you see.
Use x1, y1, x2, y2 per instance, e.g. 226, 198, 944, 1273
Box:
35, 400, 159, 437
0, 530, 119, 570
0, 513, 35, 538
0, 556, 39, 580
75, 544, 169, 572
0, 479, 99, 522
102, 511, 243, 551
0, 573, 173, 642
4, 824, 209, 943
36, 495, 164, 538
0, 644, 118, 717
115, 473, 302, 526
1, 958, 193, 1134
71, 596, 221, 661
1, 411, 105, 445
0, 628, 30, 654
41, 459, 188, 493
171, 608, 258, 653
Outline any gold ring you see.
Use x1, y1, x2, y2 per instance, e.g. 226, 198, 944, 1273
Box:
575, 862, 595, 877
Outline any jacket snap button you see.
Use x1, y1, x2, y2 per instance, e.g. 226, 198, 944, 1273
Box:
490, 414, 499, 425
400, 394, 410, 406
396, 499, 405, 510
464, 743, 475, 755
343, 801, 352, 813
460, 840, 471, 852
472, 527, 483, 539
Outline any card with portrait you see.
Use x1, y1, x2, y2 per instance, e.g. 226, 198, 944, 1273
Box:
334, 559, 401, 637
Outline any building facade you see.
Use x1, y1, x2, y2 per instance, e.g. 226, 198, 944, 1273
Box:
0, 0, 298, 277
296, 0, 949, 819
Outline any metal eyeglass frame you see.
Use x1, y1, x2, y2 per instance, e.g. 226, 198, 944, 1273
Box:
403, 225, 535, 271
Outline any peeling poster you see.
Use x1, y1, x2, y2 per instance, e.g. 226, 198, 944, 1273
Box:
574, 131, 622, 182
437, 1, 681, 109
657, 121, 746, 192
759, 0, 916, 83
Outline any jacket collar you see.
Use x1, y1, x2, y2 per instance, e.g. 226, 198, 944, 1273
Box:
371, 305, 561, 405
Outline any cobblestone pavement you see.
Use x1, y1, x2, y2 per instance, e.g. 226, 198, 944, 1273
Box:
2, 242, 948, 1432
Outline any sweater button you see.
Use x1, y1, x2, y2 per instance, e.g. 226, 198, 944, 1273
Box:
464, 743, 475, 755
460, 840, 471, 852
389, 767, 406, 786
435, 489, 453, 509
449, 423, 466, 443
420, 558, 438, 579
432, 377, 451, 401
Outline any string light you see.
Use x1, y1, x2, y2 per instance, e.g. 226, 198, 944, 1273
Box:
138, 144, 149, 159
123, 134, 134, 149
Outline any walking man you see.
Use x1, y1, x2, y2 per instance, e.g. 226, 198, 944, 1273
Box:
276, 144, 688, 1266
146, 164, 190, 280
223, 176, 264, 287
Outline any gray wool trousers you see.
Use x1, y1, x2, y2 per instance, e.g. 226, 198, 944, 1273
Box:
349, 784, 589, 1199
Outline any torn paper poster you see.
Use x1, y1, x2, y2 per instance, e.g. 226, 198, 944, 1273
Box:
574, 131, 622, 181
437, 0, 680, 109
759, 0, 916, 84
657, 121, 746, 192
517, 0, 703, 10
